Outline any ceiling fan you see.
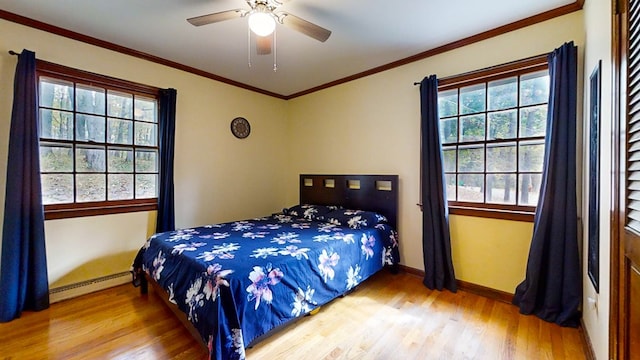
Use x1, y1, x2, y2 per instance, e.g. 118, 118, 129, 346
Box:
187, 0, 332, 55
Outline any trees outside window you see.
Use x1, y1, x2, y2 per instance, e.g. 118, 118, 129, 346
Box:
37, 62, 160, 219
437, 57, 548, 221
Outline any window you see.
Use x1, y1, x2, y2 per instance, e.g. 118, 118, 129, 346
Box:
37, 61, 160, 219
437, 56, 549, 221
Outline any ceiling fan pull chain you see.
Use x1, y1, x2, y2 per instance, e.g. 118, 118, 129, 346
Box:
247, 24, 252, 68
273, 29, 277, 72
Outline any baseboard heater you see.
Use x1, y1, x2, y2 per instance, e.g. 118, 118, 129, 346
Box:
49, 271, 131, 303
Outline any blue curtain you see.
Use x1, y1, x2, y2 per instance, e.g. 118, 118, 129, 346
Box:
0, 50, 49, 322
512, 42, 581, 327
155, 88, 177, 233
420, 75, 457, 292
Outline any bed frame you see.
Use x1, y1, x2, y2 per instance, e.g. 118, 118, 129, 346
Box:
299, 174, 399, 229
139, 174, 399, 353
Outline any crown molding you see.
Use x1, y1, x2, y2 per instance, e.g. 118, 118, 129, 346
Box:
1, 1, 584, 100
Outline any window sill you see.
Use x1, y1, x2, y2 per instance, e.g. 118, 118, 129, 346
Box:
449, 205, 534, 222
44, 199, 158, 220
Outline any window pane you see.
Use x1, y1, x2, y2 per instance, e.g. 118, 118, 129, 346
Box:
134, 97, 157, 122
436, 65, 548, 213
76, 174, 106, 202
445, 174, 456, 201
108, 148, 134, 172
107, 90, 133, 119
443, 147, 456, 172
135, 122, 157, 146
40, 109, 73, 140
136, 174, 158, 198
459, 84, 485, 115
458, 174, 484, 202
76, 114, 106, 142
488, 110, 517, 140
76, 147, 106, 172
40, 78, 73, 111
520, 105, 547, 137
520, 71, 549, 106
40, 144, 73, 172
438, 89, 458, 117
519, 140, 545, 172
439, 118, 458, 144
486, 174, 517, 205
458, 145, 484, 172
41, 174, 73, 204
76, 84, 105, 115
38, 70, 159, 213
488, 77, 517, 110
486, 143, 516, 172
460, 114, 485, 142
136, 150, 158, 173
108, 174, 134, 200
107, 118, 133, 144
518, 174, 542, 206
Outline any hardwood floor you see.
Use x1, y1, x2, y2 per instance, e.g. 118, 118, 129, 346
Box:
0, 271, 587, 360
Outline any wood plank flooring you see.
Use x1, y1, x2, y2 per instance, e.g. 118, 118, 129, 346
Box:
0, 271, 587, 360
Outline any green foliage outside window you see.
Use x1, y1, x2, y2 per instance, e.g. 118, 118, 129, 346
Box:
438, 70, 549, 208
38, 76, 159, 205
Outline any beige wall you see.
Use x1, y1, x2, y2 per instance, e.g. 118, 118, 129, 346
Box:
0, 19, 289, 287
449, 216, 533, 293
287, 11, 585, 293
582, 0, 612, 359
1, 11, 604, 356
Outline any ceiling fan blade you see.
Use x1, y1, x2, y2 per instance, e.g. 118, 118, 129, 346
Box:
256, 35, 272, 55
187, 9, 244, 27
279, 13, 331, 42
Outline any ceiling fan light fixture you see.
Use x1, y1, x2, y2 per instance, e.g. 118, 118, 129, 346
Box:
248, 12, 276, 36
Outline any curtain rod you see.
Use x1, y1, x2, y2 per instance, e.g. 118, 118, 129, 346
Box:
8, 50, 20, 56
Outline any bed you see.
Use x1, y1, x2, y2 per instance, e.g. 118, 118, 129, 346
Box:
132, 174, 400, 360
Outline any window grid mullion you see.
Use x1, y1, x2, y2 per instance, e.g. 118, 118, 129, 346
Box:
483, 82, 488, 203
103, 85, 110, 201
515, 74, 522, 205
439, 64, 548, 212
133, 94, 137, 200
72, 81, 79, 204
37, 64, 159, 219
455, 87, 461, 202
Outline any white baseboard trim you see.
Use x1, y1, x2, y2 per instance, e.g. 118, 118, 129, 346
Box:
49, 271, 131, 303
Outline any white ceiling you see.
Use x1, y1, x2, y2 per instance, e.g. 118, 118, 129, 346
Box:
0, 0, 575, 97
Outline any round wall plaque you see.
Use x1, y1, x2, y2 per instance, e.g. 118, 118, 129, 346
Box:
230, 117, 250, 139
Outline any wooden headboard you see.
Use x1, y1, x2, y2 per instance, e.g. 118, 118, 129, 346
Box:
299, 174, 399, 229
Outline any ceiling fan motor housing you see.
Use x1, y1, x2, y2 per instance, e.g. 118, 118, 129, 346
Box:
187, 0, 331, 43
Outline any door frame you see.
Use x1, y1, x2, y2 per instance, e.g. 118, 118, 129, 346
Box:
611, 0, 627, 358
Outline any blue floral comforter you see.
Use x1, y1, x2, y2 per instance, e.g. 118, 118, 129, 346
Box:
134, 213, 399, 360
